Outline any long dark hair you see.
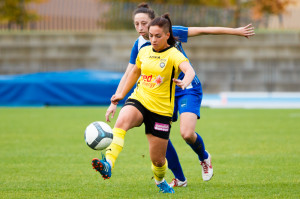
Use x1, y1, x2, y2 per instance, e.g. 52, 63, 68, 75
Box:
132, 2, 155, 20
148, 13, 177, 46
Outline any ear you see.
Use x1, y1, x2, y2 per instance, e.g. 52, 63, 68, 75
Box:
166, 32, 170, 39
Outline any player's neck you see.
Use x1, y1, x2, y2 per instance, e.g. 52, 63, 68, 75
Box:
152, 45, 171, 53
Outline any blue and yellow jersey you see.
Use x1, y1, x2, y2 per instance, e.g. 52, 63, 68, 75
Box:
129, 26, 202, 97
129, 46, 188, 117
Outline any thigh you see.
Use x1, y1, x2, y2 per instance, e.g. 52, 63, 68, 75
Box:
180, 112, 198, 134
114, 105, 143, 131
147, 134, 168, 166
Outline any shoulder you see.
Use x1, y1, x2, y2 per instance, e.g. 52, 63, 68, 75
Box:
137, 36, 150, 51
133, 36, 146, 48
132, 37, 141, 47
131, 38, 139, 52
138, 45, 151, 55
169, 47, 187, 61
170, 46, 182, 54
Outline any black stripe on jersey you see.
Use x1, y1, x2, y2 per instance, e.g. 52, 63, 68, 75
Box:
152, 46, 172, 53
170, 66, 175, 102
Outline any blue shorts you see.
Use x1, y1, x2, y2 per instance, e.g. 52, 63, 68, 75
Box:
172, 94, 202, 122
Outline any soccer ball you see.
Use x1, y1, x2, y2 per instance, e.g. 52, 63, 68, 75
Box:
84, 121, 113, 150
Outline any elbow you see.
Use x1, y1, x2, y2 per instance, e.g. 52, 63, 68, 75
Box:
190, 68, 196, 79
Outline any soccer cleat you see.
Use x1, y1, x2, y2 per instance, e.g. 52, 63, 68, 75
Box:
92, 154, 112, 180
156, 180, 175, 193
169, 178, 187, 188
200, 152, 213, 181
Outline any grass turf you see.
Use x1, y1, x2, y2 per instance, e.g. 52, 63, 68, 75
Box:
0, 107, 299, 198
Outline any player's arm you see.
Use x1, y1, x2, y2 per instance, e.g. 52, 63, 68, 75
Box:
105, 63, 135, 122
105, 40, 138, 122
111, 65, 141, 104
173, 61, 195, 90
188, 23, 255, 38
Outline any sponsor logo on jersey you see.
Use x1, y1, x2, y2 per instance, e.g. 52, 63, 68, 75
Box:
141, 74, 164, 88
149, 55, 160, 59
154, 75, 163, 86
141, 74, 152, 82
159, 59, 167, 68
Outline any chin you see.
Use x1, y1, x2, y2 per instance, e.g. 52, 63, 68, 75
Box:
153, 47, 160, 51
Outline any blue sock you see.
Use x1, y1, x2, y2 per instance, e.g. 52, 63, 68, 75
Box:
188, 132, 208, 161
166, 139, 186, 181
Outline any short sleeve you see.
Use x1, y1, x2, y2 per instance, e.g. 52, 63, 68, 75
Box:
173, 50, 188, 68
172, 26, 188, 43
129, 39, 139, 64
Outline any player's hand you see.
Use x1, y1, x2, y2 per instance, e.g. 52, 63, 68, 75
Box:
236, 23, 255, 38
173, 78, 186, 90
111, 94, 124, 105
105, 103, 117, 122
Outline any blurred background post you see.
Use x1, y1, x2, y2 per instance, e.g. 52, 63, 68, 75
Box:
0, 0, 299, 107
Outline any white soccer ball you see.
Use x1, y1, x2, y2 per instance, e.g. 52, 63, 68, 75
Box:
84, 121, 113, 150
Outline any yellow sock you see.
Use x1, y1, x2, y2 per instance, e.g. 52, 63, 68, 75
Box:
106, 128, 126, 169
151, 159, 167, 183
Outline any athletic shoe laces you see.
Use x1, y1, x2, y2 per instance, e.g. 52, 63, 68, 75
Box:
171, 178, 178, 187
201, 161, 209, 174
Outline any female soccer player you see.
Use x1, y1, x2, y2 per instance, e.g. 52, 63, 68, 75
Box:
104, 3, 255, 187
93, 14, 195, 193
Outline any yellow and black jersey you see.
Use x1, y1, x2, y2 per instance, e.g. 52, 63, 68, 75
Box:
129, 45, 188, 117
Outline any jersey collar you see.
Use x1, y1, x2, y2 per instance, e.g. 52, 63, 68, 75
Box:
152, 46, 172, 53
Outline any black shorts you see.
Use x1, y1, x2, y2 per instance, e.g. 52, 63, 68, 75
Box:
123, 98, 172, 140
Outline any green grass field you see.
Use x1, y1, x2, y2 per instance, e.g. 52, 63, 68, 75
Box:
0, 107, 299, 198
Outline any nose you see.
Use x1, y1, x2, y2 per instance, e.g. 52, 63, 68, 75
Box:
138, 24, 143, 31
152, 37, 157, 43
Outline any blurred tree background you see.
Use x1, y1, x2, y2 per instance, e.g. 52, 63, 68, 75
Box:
99, 0, 296, 29
0, 0, 297, 30
0, 0, 47, 30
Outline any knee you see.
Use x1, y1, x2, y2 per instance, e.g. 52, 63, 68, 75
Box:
180, 127, 196, 144
152, 158, 165, 167
115, 112, 142, 130
114, 115, 134, 130
115, 116, 126, 128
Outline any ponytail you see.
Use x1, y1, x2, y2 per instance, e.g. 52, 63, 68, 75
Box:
162, 13, 176, 46
149, 13, 177, 46
132, 2, 155, 20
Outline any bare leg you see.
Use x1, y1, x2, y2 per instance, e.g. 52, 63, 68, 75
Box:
180, 112, 197, 144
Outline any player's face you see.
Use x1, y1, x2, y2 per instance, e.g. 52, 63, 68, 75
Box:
149, 25, 170, 52
134, 13, 151, 40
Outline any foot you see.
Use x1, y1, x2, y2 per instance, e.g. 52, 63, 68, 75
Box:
200, 152, 213, 181
156, 180, 175, 193
92, 155, 111, 179
169, 178, 187, 187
